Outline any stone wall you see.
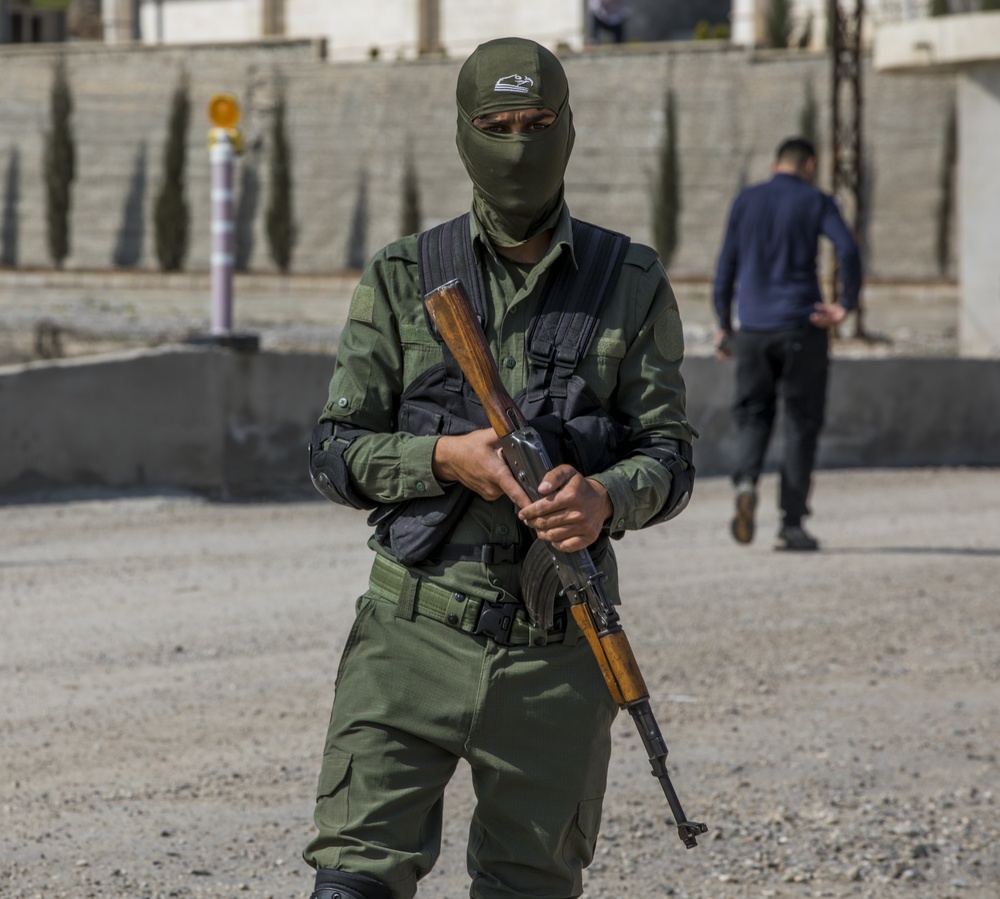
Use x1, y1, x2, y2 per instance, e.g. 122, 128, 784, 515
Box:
0, 39, 956, 280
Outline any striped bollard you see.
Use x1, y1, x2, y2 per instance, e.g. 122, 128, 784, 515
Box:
209, 128, 235, 335
189, 94, 258, 351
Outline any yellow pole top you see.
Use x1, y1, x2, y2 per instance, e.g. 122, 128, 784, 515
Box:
208, 94, 241, 129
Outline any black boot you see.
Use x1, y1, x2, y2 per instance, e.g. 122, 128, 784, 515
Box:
310, 869, 393, 899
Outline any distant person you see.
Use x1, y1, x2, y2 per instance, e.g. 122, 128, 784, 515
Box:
588, 0, 631, 44
712, 136, 861, 551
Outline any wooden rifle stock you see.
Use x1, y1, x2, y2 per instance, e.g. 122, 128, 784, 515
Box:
424, 279, 525, 438
424, 278, 708, 849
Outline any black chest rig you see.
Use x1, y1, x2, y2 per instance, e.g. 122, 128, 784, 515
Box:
370, 213, 631, 566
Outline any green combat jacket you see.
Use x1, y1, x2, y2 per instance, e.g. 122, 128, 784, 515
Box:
319, 206, 695, 605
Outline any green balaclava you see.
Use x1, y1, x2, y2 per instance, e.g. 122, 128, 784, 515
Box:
456, 37, 575, 248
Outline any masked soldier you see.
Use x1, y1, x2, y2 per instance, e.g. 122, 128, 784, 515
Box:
304, 36, 695, 899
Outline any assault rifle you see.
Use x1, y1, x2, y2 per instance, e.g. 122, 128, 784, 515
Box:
424, 278, 708, 850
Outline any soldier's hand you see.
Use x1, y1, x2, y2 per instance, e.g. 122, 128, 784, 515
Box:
518, 465, 613, 553
432, 429, 531, 507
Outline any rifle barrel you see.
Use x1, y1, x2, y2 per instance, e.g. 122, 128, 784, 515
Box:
628, 700, 708, 849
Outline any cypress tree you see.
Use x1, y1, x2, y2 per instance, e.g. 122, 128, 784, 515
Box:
265, 90, 295, 273
652, 89, 680, 268
935, 103, 957, 276
400, 147, 421, 237
826, 0, 839, 48
154, 74, 190, 272
798, 80, 818, 148
44, 57, 75, 268
765, 0, 793, 48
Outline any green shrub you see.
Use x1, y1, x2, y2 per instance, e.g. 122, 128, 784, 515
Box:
652, 89, 680, 268
766, 0, 793, 47
826, 0, 838, 47
153, 74, 190, 272
935, 103, 956, 275
44, 57, 75, 268
798, 80, 818, 148
400, 146, 421, 237
265, 89, 296, 273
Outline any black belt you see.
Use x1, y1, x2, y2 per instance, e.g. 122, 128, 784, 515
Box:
428, 542, 527, 565
369, 554, 567, 647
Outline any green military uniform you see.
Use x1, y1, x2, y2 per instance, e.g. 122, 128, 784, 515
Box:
303, 37, 694, 899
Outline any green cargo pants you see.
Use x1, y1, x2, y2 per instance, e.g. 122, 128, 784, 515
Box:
303, 574, 619, 899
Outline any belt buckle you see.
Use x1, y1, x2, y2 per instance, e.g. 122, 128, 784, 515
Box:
473, 600, 520, 645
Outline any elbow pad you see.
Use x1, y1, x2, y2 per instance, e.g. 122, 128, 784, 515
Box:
308, 421, 378, 510
631, 437, 695, 526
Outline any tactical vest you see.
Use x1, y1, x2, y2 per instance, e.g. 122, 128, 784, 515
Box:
370, 213, 631, 566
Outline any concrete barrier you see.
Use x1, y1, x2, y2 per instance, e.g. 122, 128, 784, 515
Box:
2, 348, 998, 498
1, 346, 331, 497
682, 356, 1000, 476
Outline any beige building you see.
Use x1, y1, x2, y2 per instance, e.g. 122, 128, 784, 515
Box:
875, 10, 1000, 356
100, 0, 586, 59
730, 0, 933, 48
3, 0, 947, 50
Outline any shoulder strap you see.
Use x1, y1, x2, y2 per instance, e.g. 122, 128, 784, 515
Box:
417, 213, 490, 323
417, 215, 630, 401
525, 219, 631, 401
417, 213, 489, 392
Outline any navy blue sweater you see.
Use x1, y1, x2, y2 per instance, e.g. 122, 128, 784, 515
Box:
713, 173, 862, 332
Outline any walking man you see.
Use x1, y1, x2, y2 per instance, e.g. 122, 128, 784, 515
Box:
303, 37, 695, 899
713, 136, 861, 551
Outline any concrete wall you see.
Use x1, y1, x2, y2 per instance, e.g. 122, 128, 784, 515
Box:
958, 65, 1000, 356
2, 348, 997, 498
874, 13, 1000, 356
0, 40, 956, 281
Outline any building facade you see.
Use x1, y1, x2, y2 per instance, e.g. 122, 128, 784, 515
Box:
0, 0, 70, 43
1, 0, 951, 49
99, 0, 586, 59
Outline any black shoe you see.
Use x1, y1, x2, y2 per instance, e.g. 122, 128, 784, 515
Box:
730, 481, 757, 545
310, 870, 392, 899
775, 524, 819, 551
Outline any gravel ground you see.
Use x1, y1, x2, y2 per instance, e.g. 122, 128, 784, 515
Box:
2, 468, 998, 899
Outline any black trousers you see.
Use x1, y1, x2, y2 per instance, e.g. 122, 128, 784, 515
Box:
590, 15, 626, 43
731, 326, 830, 526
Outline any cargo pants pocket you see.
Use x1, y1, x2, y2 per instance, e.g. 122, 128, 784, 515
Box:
334, 593, 377, 690
561, 796, 604, 888
313, 749, 354, 846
